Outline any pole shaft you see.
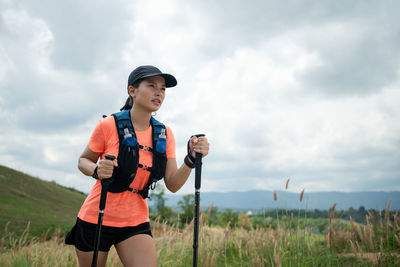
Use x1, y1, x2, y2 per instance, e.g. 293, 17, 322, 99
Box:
91, 213, 103, 267
193, 152, 202, 267
91, 180, 109, 267
91, 154, 115, 267
193, 191, 200, 267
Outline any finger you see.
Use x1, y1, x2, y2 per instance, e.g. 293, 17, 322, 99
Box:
193, 147, 204, 155
194, 144, 209, 156
98, 161, 114, 175
194, 140, 209, 149
197, 136, 208, 143
102, 159, 115, 168
191, 136, 198, 144
189, 137, 197, 156
99, 170, 113, 179
197, 137, 209, 145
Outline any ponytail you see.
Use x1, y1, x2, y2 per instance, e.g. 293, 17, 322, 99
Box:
120, 78, 142, 111
120, 96, 133, 111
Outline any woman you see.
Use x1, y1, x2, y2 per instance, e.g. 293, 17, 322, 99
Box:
66, 65, 210, 267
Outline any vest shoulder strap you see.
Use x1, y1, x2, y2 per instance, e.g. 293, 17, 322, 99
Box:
111, 112, 166, 153
112, 110, 135, 141
150, 116, 165, 138
150, 116, 166, 154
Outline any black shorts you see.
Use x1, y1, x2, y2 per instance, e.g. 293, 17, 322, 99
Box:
65, 218, 152, 252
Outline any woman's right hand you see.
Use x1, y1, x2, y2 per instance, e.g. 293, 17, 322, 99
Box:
96, 158, 118, 180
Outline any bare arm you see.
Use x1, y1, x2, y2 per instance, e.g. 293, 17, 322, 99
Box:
164, 136, 210, 193
163, 158, 192, 193
78, 145, 117, 179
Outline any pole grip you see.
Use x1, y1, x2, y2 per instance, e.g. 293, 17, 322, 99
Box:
192, 134, 204, 190
101, 154, 116, 188
104, 154, 115, 161
195, 153, 202, 190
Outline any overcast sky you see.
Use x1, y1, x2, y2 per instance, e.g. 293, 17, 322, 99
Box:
1, 0, 399, 196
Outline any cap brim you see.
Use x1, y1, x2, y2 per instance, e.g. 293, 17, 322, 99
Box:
160, 73, 177, 88
140, 72, 177, 88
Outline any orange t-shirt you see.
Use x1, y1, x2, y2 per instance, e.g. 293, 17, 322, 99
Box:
77, 115, 176, 227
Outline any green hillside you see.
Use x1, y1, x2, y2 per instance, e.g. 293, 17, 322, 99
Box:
0, 165, 86, 237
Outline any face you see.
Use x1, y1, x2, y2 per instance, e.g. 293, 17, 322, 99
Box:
129, 75, 166, 112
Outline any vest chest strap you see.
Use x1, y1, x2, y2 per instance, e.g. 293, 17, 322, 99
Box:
138, 164, 152, 172
139, 145, 153, 152
127, 188, 139, 194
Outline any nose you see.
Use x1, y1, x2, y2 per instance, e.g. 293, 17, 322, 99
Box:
155, 86, 164, 95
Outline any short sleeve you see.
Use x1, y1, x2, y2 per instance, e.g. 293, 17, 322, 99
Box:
166, 126, 176, 159
88, 120, 106, 153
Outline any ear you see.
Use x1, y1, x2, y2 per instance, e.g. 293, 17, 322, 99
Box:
128, 85, 137, 98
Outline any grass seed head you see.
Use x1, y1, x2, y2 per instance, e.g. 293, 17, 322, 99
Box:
300, 189, 304, 202
207, 201, 214, 225
385, 199, 391, 223
367, 210, 376, 226
395, 234, 400, 247
329, 203, 336, 223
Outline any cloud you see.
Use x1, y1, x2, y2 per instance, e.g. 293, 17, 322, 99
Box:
7, 0, 132, 72
0, 0, 399, 195
296, 21, 400, 96
163, 35, 400, 194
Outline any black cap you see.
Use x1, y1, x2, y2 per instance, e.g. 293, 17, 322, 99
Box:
127, 65, 177, 89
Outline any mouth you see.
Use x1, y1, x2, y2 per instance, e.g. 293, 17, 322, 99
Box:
152, 99, 162, 105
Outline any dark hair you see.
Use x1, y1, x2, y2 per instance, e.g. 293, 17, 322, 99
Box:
120, 79, 143, 111
131, 79, 143, 88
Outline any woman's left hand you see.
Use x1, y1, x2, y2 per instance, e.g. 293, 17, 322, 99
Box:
189, 135, 210, 158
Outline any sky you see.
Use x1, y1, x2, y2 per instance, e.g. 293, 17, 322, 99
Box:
0, 0, 399, 196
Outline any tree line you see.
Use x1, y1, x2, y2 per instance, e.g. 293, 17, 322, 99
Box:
149, 185, 397, 230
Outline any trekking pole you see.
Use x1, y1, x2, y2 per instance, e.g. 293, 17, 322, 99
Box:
91, 154, 115, 267
192, 134, 205, 267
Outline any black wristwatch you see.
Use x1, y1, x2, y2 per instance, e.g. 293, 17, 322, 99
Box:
92, 166, 99, 179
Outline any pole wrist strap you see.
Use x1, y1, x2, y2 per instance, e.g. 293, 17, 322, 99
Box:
187, 138, 196, 163
184, 154, 195, 169
92, 166, 99, 179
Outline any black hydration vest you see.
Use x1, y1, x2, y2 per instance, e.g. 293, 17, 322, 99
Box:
107, 109, 167, 199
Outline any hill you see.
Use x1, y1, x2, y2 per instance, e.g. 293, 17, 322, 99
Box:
0, 165, 86, 237
1, 164, 398, 237
164, 190, 400, 211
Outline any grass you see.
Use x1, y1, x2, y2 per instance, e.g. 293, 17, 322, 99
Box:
1, 204, 399, 266
0, 165, 86, 237
1, 170, 399, 266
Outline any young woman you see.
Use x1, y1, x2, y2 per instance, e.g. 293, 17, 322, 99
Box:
65, 65, 210, 267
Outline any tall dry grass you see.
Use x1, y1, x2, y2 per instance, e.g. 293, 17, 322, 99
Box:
1, 216, 399, 266
0, 222, 122, 267
1, 189, 399, 266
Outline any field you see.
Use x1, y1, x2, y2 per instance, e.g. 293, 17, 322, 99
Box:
0, 167, 399, 266
0, 165, 86, 237
1, 205, 399, 267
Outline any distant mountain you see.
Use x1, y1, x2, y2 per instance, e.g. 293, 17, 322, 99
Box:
2, 163, 397, 238
164, 190, 400, 211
